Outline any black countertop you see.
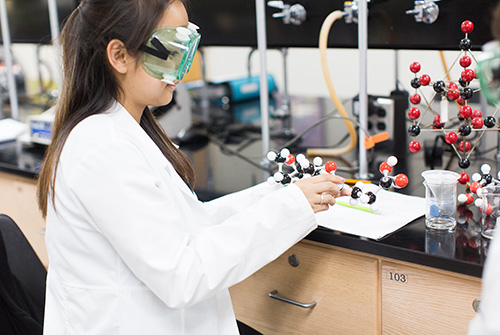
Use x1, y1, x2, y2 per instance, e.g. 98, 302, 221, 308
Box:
1, 97, 496, 278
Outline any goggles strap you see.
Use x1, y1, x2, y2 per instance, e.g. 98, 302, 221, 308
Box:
139, 37, 171, 60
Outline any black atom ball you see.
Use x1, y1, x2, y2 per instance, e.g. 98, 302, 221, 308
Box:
296, 163, 304, 173
459, 78, 469, 88
458, 125, 472, 136
379, 176, 393, 189
366, 191, 377, 205
485, 116, 496, 128
304, 163, 315, 175
351, 186, 362, 199
457, 113, 464, 122
276, 155, 286, 163
460, 38, 471, 50
483, 174, 493, 185
459, 158, 471, 169
433, 80, 446, 94
460, 87, 474, 100
411, 78, 421, 89
281, 174, 292, 185
408, 124, 421, 137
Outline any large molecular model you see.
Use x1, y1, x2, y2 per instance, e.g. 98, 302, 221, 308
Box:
349, 156, 409, 212
407, 20, 499, 177
267, 149, 409, 212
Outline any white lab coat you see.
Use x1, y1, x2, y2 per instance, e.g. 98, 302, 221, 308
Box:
43, 101, 317, 334
468, 227, 500, 334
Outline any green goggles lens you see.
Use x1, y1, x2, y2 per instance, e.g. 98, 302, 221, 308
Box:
477, 41, 500, 106
141, 23, 200, 85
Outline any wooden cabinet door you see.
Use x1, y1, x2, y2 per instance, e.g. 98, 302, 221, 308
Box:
230, 240, 379, 335
381, 261, 481, 334
0, 171, 48, 267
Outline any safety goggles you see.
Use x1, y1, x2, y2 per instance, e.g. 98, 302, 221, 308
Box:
477, 40, 500, 106
140, 22, 200, 85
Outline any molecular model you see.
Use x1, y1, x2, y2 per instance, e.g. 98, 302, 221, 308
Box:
349, 156, 409, 212
267, 150, 409, 213
266, 148, 338, 185
458, 163, 500, 208
407, 20, 499, 178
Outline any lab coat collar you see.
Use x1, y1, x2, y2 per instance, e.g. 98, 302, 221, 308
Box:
109, 101, 197, 200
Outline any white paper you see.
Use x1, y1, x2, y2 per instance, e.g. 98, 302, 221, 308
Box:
0, 118, 28, 143
315, 189, 426, 240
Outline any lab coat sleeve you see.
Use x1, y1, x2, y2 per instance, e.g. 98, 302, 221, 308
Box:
202, 182, 283, 223
468, 227, 500, 334
67, 139, 317, 309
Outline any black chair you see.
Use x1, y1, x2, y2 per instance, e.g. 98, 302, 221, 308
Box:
0, 214, 46, 335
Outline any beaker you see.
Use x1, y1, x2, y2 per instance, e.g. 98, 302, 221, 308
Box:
422, 170, 460, 230
480, 185, 500, 239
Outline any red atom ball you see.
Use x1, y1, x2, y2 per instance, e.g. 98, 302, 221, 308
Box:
459, 56, 472, 68
465, 193, 474, 205
410, 62, 421, 73
471, 117, 484, 129
434, 115, 445, 127
461, 20, 474, 34
447, 82, 460, 100
394, 174, 409, 188
461, 69, 475, 82
410, 94, 421, 105
457, 97, 467, 106
458, 173, 469, 184
408, 107, 421, 120
486, 204, 493, 216
470, 181, 482, 194
419, 74, 431, 86
379, 162, 393, 174
325, 161, 337, 173
445, 132, 458, 144
472, 110, 482, 118
459, 105, 473, 119
285, 154, 295, 165
409, 141, 421, 153
458, 140, 471, 152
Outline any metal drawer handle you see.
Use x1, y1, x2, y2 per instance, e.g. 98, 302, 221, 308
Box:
268, 290, 317, 308
473, 298, 481, 312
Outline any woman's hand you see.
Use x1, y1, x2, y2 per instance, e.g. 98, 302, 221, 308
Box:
294, 174, 351, 213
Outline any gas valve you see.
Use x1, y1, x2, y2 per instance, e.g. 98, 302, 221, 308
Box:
267, 1, 306, 25
406, 0, 440, 24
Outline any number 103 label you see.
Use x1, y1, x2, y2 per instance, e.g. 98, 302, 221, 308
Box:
386, 270, 408, 283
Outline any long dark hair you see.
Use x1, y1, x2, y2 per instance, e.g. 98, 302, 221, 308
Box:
37, 0, 195, 218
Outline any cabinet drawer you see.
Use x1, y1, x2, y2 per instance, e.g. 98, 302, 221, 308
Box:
381, 261, 481, 334
230, 240, 379, 335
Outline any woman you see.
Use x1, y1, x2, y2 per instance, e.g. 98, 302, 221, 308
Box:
469, 2, 500, 334
37, 0, 347, 334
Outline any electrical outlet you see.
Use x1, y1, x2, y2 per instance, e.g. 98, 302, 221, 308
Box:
353, 96, 395, 140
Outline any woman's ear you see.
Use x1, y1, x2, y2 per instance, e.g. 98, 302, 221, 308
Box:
106, 39, 130, 74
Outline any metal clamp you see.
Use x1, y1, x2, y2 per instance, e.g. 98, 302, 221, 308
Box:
268, 290, 317, 308
406, 0, 440, 24
267, 1, 306, 25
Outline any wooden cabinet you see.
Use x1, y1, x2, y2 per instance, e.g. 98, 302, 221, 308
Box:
381, 261, 481, 335
230, 240, 379, 335
230, 240, 482, 335
0, 171, 48, 268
